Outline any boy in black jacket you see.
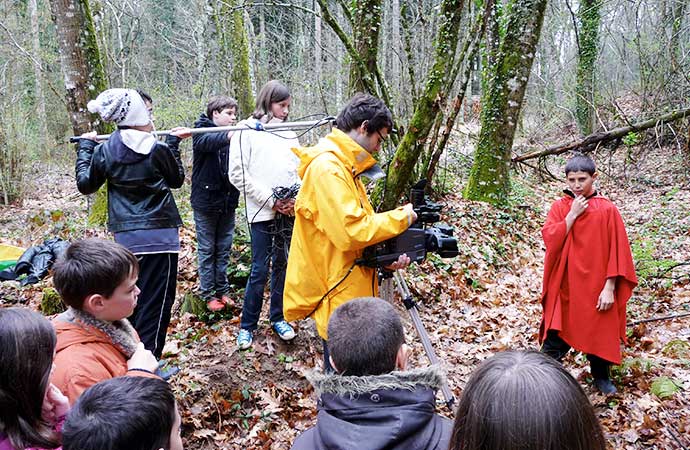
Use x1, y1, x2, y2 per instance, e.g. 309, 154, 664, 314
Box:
76, 88, 191, 358
291, 297, 452, 450
191, 96, 240, 311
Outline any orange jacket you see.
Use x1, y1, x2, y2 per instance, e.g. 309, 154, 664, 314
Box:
50, 309, 157, 405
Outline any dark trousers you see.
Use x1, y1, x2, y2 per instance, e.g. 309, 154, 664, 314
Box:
129, 252, 178, 359
541, 330, 611, 380
193, 208, 236, 300
240, 219, 290, 331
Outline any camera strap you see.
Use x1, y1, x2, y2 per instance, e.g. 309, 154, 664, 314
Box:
304, 262, 357, 320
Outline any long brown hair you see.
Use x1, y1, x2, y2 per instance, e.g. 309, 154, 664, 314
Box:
0, 307, 60, 449
252, 80, 290, 121
450, 350, 606, 450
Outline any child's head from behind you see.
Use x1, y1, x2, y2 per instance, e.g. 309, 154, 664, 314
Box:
53, 239, 140, 321
253, 80, 291, 122
564, 153, 597, 197
207, 95, 238, 127
62, 376, 183, 450
0, 307, 60, 449
450, 350, 606, 450
327, 297, 406, 376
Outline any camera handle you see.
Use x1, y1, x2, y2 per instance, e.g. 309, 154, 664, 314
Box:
389, 270, 456, 411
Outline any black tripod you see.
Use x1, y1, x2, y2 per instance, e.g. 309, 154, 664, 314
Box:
382, 270, 456, 410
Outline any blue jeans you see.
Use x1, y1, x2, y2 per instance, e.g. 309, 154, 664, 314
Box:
240, 219, 292, 331
194, 208, 236, 301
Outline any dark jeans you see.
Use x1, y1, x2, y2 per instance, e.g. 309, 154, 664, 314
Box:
541, 330, 611, 380
193, 208, 236, 300
240, 219, 291, 331
129, 252, 178, 359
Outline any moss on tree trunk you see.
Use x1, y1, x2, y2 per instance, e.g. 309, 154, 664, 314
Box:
380, 0, 466, 209
49, 0, 111, 227
214, 0, 254, 117
464, 0, 547, 205
41, 287, 66, 316
349, 0, 383, 95
229, 2, 254, 116
575, 0, 602, 136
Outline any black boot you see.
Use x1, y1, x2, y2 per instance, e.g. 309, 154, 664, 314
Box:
593, 378, 617, 395
589, 354, 617, 394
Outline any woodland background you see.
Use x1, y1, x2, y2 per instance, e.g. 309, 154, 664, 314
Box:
0, 0, 689, 448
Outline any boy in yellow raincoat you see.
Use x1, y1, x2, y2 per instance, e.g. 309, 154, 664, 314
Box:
283, 93, 416, 369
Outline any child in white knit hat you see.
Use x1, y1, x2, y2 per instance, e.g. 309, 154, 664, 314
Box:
76, 88, 191, 359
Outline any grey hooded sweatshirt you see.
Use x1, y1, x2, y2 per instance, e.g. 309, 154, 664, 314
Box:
291, 367, 452, 450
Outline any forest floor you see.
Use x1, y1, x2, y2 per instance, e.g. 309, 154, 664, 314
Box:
0, 134, 689, 449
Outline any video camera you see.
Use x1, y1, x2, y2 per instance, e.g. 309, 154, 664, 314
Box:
356, 180, 458, 268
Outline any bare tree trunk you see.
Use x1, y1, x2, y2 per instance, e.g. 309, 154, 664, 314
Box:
48, 0, 113, 226
29, 0, 49, 153
464, 0, 548, 205
400, 1, 418, 109
390, 0, 401, 96
314, 1, 322, 76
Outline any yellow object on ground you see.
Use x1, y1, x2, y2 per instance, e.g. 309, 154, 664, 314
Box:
0, 244, 25, 261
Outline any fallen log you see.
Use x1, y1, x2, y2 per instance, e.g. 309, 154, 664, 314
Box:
512, 106, 690, 162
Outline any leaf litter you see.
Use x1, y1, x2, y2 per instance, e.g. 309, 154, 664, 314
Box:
0, 141, 688, 449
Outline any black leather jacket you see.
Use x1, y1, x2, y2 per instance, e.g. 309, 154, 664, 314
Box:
75, 130, 184, 232
190, 114, 240, 214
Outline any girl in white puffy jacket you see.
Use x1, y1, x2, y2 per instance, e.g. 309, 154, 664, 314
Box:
228, 80, 300, 350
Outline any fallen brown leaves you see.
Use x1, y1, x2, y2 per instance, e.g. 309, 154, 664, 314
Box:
1, 141, 688, 449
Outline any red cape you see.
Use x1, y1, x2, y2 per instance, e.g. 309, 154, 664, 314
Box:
539, 195, 637, 364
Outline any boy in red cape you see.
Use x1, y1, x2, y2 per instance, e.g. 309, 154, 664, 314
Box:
540, 154, 637, 394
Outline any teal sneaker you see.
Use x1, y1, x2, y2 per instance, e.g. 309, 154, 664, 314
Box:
237, 329, 253, 350
272, 321, 296, 341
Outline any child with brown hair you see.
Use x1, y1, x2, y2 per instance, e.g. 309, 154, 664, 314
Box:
449, 350, 606, 450
51, 238, 159, 404
540, 153, 637, 394
192, 95, 240, 312
0, 307, 69, 450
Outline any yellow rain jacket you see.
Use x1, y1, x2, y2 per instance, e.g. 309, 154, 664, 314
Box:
283, 129, 414, 339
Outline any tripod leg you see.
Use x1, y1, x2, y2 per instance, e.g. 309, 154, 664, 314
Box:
393, 271, 455, 410
380, 277, 394, 302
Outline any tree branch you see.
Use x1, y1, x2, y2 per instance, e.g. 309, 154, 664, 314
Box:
512, 106, 690, 162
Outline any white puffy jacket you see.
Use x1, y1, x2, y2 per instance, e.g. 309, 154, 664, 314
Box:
228, 117, 300, 223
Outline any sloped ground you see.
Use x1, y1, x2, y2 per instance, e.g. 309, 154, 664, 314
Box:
0, 139, 688, 449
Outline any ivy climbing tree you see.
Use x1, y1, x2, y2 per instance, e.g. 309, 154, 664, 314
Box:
464, 0, 548, 205
215, 0, 254, 116
575, 0, 602, 135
